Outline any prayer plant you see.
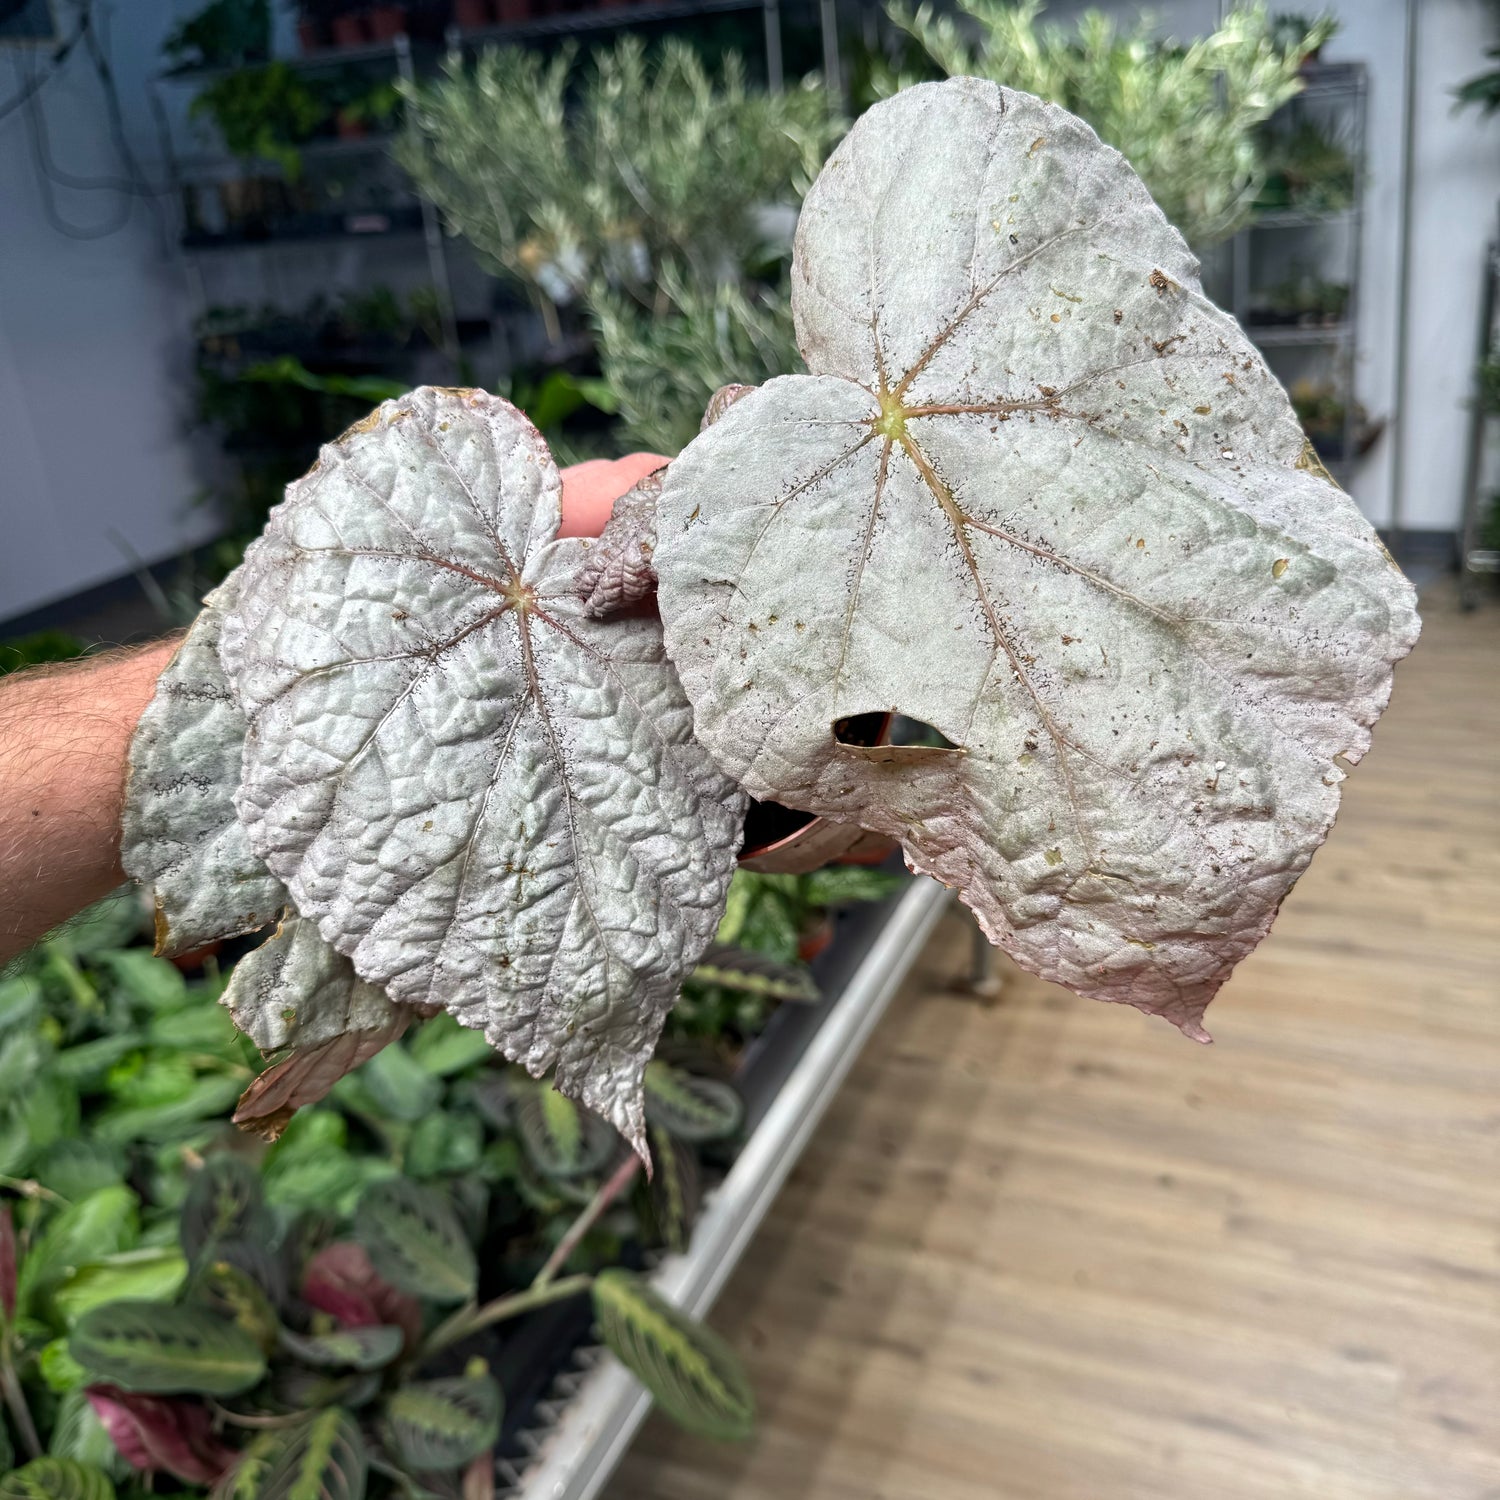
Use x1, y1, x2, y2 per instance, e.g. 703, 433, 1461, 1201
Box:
122, 81, 1418, 1172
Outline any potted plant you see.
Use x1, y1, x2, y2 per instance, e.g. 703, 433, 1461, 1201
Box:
190, 63, 331, 183
162, 0, 270, 71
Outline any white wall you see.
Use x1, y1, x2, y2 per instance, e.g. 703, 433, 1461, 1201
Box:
0, 0, 215, 624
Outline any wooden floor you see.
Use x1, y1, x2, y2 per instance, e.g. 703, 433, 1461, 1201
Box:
613, 583, 1500, 1500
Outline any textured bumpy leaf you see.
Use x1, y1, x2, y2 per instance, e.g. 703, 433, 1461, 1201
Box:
223, 916, 415, 1132
121, 574, 285, 956
219, 387, 745, 1150
70, 1301, 267, 1396
222, 917, 407, 1057
577, 469, 664, 619
353, 1178, 476, 1304
592, 1269, 754, 1440
384, 1375, 502, 1472
656, 79, 1420, 1037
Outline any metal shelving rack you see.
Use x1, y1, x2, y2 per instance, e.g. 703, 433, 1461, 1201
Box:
1458, 224, 1500, 608
1229, 61, 1368, 486
158, 1, 816, 383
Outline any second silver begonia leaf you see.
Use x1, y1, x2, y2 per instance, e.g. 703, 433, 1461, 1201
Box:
654, 80, 1420, 1037
120, 571, 286, 956
218, 387, 746, 1151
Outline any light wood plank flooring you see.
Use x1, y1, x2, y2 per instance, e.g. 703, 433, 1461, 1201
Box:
612, 583, 1500, 1500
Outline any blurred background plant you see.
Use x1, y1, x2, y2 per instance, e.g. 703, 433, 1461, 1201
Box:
870, 0, 1335, 247
0, 858, 901, 1490
397, 38, 838, 452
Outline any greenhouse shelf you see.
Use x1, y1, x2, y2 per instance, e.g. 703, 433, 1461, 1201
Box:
504, 875, 950, 1500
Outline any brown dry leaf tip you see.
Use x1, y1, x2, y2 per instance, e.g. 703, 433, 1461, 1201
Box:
655, 79, 1419, 1040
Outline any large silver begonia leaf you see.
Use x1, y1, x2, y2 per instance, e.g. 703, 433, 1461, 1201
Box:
218, 387, 746, 1150
121, 572, 286, 955
655, 80, 1420, 1037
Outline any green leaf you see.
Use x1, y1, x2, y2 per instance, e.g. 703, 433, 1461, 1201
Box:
385, 1375, 502, 1472
180, 1155, 272, 1267
0, 1030, 50, 1096
32, 1142, 126, 1203
592, 1270, 754, 1440
690, 943, 819, 1003
18, 1186, 140, 1318
92, 1073, 245, 1144
351, 1043, 442, 1123
50, 1034, 144, 1085
800, 865, 904, 908
280, 1324, 404, 1371
353, 1179, 475, 1304
0, 974, 42, 1034
0, 1458, 115, 1500
53, 1248, 188, 1325
47, 1392, 127, 1477
147, 1001, 239, 1052
14, 1076, 80, 1159
642, 1127, 701, 1255
404, 1110, 482, 1181
513, 1080, 616, 1180
97, 950, 189, 1012
408, 1014, 494, 1078
39, 1336, 88, 1393
69, 1299, 267, 1395
46, 889, 142, 962
193, 1259, 282, 1352
256, 1408, 367, 1500
643, 1061, 743, 1143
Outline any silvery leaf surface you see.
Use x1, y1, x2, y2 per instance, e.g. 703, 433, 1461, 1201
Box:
219, 387, 746, 1150
577, 470, 663, 619
121, 572, 286, 955
655, 80, 1420, 1037
221, 913, 404, 1055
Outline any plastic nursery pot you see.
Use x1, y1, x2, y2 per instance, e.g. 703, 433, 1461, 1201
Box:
297, 18, 324, 49
736, 711, 898, 874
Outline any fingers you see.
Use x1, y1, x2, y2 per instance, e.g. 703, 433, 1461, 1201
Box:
558, 453, 671, 539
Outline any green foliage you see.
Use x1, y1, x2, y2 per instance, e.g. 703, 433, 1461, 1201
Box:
0, 1459, 115, 1500
882, 0, 1334, 246
163, 0, 270, 70
353, 1180, 476, 1305
0, 858, 904, 1485
254, 1409, 367, 1500
0, 630, 87, 677
399, 37, 837, 450
70, 1300, 267, 1395
592, 1270, 754, 1440
384, 1375, 501, 1471
1256, 116, 1356, 214
190, 64, 330, 180
643, 1062, 743, 1144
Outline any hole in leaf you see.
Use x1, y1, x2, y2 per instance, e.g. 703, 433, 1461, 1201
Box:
833, 713, 964, 762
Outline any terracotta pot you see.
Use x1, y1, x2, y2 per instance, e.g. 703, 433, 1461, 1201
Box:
331, 13, 368, 45
367, 4, 405, 38
797, 917, 834, 965
336, 108, 369, 139
297, 17, 324, 50
454, 0, 494, 21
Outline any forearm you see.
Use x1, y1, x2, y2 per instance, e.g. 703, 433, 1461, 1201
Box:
0, 639, 180, 964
